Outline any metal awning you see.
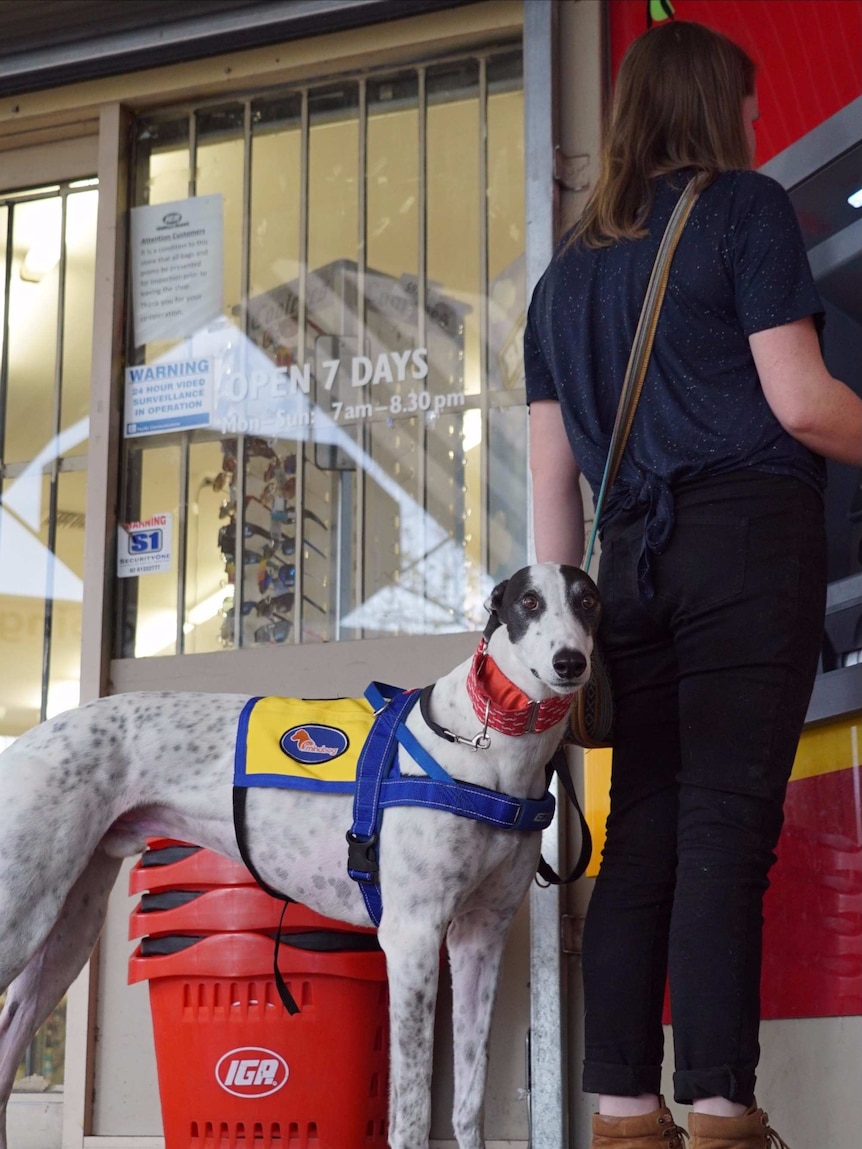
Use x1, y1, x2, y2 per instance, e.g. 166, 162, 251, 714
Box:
0, 0, 476, 96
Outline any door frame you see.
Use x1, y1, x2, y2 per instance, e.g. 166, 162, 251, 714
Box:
0, 130, 101, 1149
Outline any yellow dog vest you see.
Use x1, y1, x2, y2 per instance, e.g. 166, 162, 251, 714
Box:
234, 695, 378, 792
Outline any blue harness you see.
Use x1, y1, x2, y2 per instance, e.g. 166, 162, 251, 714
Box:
231, 680, 586, 1015
345, 682, 556, 926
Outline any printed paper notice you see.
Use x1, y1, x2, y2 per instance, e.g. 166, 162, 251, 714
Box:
130, 195, 224, 346
117, 514, 173, 578
124, 357, 213, 437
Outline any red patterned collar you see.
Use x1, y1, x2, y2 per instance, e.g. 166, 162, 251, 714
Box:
465, 641, 574, 737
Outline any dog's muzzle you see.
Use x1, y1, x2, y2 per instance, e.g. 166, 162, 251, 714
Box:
552, 648, 588, 684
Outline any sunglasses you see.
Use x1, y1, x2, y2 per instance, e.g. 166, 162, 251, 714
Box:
255, 591, 295, 618
254, 619, 292, 644
219, 492, 283, 519
221, 436, 279, 461
218, 520, 275, 551
223, 547, 273, 577
264, 454, 297, 482
258, 563, 295, 594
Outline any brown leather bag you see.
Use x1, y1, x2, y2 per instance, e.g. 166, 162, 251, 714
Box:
569, 643, 615, 748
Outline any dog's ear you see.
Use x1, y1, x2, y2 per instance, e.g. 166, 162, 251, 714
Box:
484, 579, 508, 619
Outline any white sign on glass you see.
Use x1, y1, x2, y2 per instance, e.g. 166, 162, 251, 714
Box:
130, 195, 224, 346
117, 513, 173, 578
124, 357, 213, 438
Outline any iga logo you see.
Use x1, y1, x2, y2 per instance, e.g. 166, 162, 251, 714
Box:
215, 1047, 289, 1097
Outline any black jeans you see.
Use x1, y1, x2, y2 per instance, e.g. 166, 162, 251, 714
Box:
581, 472, 827, 1106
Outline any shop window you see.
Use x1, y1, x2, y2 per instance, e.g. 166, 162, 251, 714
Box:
0, 178, 98, 1087
117, 46, 527, 654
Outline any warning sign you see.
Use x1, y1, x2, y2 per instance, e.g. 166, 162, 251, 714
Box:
124, 358, 213, 437
117, 514, 173, 577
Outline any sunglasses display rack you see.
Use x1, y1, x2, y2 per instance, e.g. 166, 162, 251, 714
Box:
214, 433, 334, 647
216, 437, 299, 647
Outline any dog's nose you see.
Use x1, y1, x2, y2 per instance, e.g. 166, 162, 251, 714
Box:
553, 649, 587, 681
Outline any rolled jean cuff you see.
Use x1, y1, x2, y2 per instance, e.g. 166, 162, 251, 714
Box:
583, 1060, 663, 1098
673, 1064, 756, 1107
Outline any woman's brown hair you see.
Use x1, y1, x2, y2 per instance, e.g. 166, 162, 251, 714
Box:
572, 21, 756, 248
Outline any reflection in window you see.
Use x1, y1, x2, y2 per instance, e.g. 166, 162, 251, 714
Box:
119, 46, 526, 654
0, 178, 98, 1087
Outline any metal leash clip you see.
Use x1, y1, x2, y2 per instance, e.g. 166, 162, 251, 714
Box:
445, 699, 492, 751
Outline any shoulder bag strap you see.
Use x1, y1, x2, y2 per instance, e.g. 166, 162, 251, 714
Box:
583, 176, 700, 571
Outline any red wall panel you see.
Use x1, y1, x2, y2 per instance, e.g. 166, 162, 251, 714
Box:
761, 764, 862, 1019
608, 0, 862, 164
661, 763, 862, 1025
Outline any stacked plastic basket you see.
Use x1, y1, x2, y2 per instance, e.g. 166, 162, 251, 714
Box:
128, 839, 389, 1149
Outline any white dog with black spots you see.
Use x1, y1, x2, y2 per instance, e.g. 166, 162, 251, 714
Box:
0, 562, 599, 1149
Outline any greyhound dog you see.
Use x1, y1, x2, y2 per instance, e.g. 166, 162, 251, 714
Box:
0, 562, 599, 1149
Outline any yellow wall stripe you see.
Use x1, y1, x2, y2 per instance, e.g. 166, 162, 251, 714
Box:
789, 719, 861, 782
582, 717, 861, 878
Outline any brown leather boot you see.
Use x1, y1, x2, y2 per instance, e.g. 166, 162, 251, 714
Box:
688, 1102, 791, 1148
592, 1098, 688, 1148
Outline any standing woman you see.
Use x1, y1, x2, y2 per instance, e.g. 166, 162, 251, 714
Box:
526, 20, 862, 1149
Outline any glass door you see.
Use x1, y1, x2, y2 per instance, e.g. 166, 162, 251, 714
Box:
114, 46, 528, 661
0, 173, 99, 1088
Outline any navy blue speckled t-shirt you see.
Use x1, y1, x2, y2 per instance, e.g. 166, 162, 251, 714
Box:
524, 169, 825, 588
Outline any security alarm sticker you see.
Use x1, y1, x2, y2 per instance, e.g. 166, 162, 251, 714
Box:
117, 514, 173, 578
215, 1047, 289, 1098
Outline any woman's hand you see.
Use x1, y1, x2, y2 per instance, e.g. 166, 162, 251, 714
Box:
529, 400, 587, 566
750, 316, 862, 465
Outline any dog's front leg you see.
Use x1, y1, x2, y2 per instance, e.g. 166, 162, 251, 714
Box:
445, 904, 514, 1149
446, 839, 540, 1149
378, 915, 445, 1149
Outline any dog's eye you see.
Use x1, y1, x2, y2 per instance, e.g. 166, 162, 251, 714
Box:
521, 593, 540, 611
581, 593, 598, 611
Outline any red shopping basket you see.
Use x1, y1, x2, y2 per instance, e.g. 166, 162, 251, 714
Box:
129, 841, 256, 895
129, 932, 389, 1149
129, 885, 379, 940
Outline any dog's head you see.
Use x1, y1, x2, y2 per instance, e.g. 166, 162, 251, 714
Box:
483, 563, 600, 696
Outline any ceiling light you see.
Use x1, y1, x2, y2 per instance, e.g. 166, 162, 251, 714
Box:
848, 187, 862, 209
20, 237, 61, 283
